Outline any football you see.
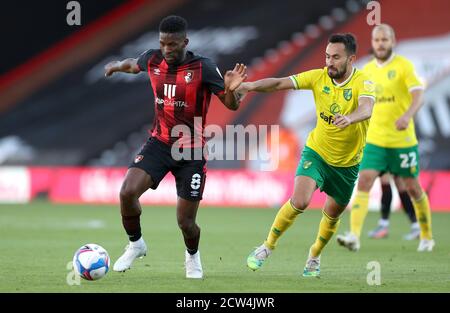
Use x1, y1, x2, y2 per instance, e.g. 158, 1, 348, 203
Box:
72, 244, 110, 281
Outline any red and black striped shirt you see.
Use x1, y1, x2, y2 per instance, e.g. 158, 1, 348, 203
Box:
137, 50, 225, 148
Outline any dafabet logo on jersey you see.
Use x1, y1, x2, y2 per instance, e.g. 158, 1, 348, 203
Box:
320, 103, 341, 125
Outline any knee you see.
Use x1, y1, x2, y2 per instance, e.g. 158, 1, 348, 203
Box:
290, 196, 309, 211
120, 184, 140, 202
177, 217, 196, 233
405, 180, 423, 200
358, 174, 374, 192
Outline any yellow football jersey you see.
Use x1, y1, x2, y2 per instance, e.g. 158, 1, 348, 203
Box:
363, 54, 424, 148
290, 67, 375, 167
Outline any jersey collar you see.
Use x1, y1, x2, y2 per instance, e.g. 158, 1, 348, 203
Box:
332, 67, 356, 87
375, 52, 396, 68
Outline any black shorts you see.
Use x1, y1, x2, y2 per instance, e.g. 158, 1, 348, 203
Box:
129, 137, 207, 201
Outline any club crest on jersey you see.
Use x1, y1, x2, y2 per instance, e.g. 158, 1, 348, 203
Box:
343, 89, 352, 101
153, 68, 161, 75
184, 70, 194, 83
134, 155, 144, 163
388, 70, 396, 80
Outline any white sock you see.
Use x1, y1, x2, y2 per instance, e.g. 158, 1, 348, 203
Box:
378, 219, 389, 227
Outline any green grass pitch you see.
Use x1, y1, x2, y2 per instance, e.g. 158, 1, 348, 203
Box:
0, 201, 449, 292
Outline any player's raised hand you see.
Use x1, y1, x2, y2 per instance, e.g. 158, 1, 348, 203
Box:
395, 114, 410, 130
224, 63, 247, 94
333, 114, 352, 129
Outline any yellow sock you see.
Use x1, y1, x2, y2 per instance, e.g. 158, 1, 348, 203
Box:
264, 200, 303, 250
412, 193, 432, 240
310, 211, 340, 257
350, 191, 369, 238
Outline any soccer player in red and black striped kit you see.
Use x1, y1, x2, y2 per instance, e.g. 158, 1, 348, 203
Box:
104, 15, 246, 278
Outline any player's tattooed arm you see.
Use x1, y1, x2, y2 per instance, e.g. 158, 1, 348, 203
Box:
104, 58, 140, 76
334, 96, 374, 129
219, 63, 248, 111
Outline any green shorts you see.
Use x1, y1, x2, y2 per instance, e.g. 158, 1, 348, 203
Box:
296, 146, 359, 206
360, 143, 420, 177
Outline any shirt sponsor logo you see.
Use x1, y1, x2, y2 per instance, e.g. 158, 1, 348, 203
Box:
320, 112, 335, 125
155, 97, 187, 107
376, 95, 395, 103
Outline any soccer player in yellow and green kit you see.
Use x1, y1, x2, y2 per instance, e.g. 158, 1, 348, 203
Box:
336, 24, 435, 252
236, 33, 375, 277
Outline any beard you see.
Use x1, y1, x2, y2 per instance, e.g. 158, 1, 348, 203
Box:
374, 47, 393, 61
327, 62, 348, 79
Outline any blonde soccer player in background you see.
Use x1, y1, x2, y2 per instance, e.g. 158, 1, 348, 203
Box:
336, 24, 435, 252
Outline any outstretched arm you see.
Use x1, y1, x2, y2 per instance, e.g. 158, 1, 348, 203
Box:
238, 77, 295, 93
104, 58, 140, 77
218, 63, 248, 111
333, 96, 374, 129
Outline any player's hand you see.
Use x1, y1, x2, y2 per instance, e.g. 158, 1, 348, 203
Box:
224, 63, 247, 94
333, 114, 352, 129
104, 61, 120, 77
395, 114, 411, 130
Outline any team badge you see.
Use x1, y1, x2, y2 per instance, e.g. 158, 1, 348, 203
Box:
184, 70, 194, 83
343, 89, 352, 101
134, 155, 144, 163
388, 70, 396, 80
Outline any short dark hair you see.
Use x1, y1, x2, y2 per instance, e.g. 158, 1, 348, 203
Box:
159, 15, 187, 35
328, 33, 357, 55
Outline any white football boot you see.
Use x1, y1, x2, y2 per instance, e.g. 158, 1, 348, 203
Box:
417, 238, 435, 252
185, 250, 203, 279
113, 237, 147, 272
336, 232, 360, 251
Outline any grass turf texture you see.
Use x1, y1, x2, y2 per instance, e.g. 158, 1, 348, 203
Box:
0, 201, 449, 292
